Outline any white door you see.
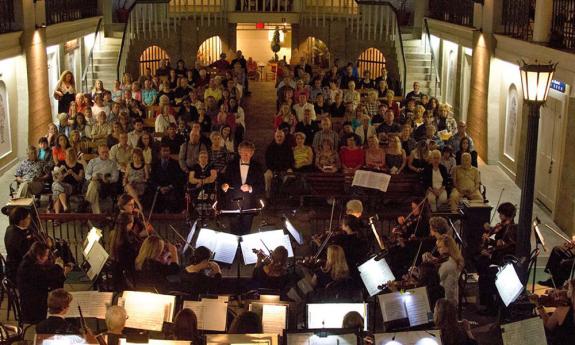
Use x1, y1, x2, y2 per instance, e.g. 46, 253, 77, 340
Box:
535, 90, 566, 212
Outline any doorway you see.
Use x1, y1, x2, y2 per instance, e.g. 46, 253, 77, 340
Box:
46, 45, 60, 121
534, 88, 568, 213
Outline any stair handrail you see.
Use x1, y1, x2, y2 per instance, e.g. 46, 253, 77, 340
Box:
116, 1, 140, 82
81, 17, 104, 94
356, 0, 407, 96
423, 17, 440, 98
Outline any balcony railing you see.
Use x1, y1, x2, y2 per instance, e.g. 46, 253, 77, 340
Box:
501, 0, 534, 40
428, 0, 474, 27
45, 0, 99, 26
0, 0, 18, 34
551, 0, 575, 50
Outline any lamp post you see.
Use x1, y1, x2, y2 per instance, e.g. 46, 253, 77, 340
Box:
516, 61, 556, 272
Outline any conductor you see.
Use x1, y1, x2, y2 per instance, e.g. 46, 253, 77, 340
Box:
221, 140, 264, 235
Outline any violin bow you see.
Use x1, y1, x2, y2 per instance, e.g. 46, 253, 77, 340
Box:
490, 188, 505, 224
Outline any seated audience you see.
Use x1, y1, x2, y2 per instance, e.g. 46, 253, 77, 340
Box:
264, 129, 294, 197
52, 134, 70, 165
424, 149, 449, 212
315, 138, 340, 173
364, 135, 386, 170
440, 145, 456, 175
295, 108, 320, 146
449, 152, 482, 212
14, 145, 49, 198
85, 144, 119, 214
339, 135, 364, 173
123, 148, 148, 210
292, 132, 314, 171
38, 137, 53, 164
450, 121, 475, 153
110, 131, 133, 173
385, 136, 406, 174
455, 137, 478, 167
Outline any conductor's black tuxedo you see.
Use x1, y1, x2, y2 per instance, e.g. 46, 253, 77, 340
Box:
220, 158, 265, 234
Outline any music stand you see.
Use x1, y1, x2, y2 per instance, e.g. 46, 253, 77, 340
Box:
358, 254, 395, 297
283, 216, 304, 245
285, 329, 359, 345
495, 263, 524, 307
240, 230, 294, 265
306, 303, 368, 331
531, 219, 546, 292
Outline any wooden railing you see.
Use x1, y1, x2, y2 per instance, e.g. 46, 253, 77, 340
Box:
0, 0, 18, 34
501, 0, 534, 40
428, 0, 475, 27
45, 0, 100, 26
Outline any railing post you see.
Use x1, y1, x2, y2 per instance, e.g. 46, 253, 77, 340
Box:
532, 0, 553, 43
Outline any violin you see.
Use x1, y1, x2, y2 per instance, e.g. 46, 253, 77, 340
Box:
481, 222, 504, 250
529, 289, 570, 308
253, 248, 272, 265
390, 198, 427, 245
295, 256, 326, 270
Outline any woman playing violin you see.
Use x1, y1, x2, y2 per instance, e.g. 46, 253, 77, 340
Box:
532, 279, 575, 345
108, 212, 140, 291
430, 235, 464, 306
252, 245, 289, 291
116, 193, 153, 238
311, 245, 350, 290
134, 235, 180, 293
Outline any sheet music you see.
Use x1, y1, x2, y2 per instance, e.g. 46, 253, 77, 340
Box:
261, 304, 287, 336
196, 229, 239, 264
358, 257, 396, 296
501, 317, 548, 345
206, 333, 278, 345
307, 304, 368, 330
495, 264, 524, 307
377, 287, 431, 327
352, 170, 391, 192
120, 340, 191, 345
183, 299, 228, 331
378, 292, 408, 322
35, 334, 98, 345
66, 291, 113, 319
122, 291, 175, 331
374, 330, 442, 345
403, 287, 432, 326
83, 241, 109, 280
240, 230, 294, 265
286, 333, 357, 345
284, 218, 304, 245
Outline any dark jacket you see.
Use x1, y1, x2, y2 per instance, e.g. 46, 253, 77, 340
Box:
265, 141, 294, 172
4, 225, 35, 282
17, 256, 66, 323
151, 158, 184, 189
136, 258, 179, 293
35, 316, 79, 334
221, 159, 265, 210
423, 164, 449, 190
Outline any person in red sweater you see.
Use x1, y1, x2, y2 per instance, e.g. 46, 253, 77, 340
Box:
339, 135, 364, 174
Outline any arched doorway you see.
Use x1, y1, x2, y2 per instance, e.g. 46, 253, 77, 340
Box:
197, 36, 223, 66
300, 37, 330, 68
357, 48, 386, 78
139, 45, 170, 77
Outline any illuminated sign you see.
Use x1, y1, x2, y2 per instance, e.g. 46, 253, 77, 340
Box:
550, 79, 566, 93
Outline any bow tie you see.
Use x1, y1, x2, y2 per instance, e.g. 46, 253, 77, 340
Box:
241, 163, 250, 166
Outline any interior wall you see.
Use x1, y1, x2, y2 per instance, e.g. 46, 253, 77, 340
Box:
236, 27, 292, 65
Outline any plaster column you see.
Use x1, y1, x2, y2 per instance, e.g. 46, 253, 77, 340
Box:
532, 0, 553, 43
21, 0, 52, 144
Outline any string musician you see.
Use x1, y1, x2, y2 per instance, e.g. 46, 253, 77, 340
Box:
4, 207, 35, 282
475, 202, 517, 315
251, 245, 290, 291
539, 238, 575, 288
108, 212, 140, 291
134, 235, 180, 293
307, 245, 356, 301
531, 279, 575, 345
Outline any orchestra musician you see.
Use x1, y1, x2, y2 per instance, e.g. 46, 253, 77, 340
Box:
108, 212, 140, 291
4, 207, 35, 282
103, 306, 128, 345
220, 140, 265, 235
430, 235, 464, 306
181, 246, 222, 296
116, 193, 153, 237
172, 309, 201, 344
134, 235, 180, 293
476, 202, 517, 315
229, 311, 263, 334
330, 215, 369, 281
434, 298, 478, 345
342, 311, 374, 345
539, 239, 575, 288
311, 245, 350, 290
252, 245, 289, 291
35, 289, 79, 335
532, 279, 575, 345
17, 242, 69, 323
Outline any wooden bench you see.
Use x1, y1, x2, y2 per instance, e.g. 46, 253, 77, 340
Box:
291, 171, 425, 209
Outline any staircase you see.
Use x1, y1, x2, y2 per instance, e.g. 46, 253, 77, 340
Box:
402, 33, 439, 98
89, 35, 123, 89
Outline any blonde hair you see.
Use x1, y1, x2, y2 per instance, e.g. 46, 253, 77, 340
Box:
135, 236, 165, 270
325, 245, 350, 281
429, 149, 441, 160
57, 70, 75, 87
438, 235, 464, 271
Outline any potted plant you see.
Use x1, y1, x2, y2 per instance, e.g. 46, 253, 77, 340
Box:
270, 27, 281, 62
